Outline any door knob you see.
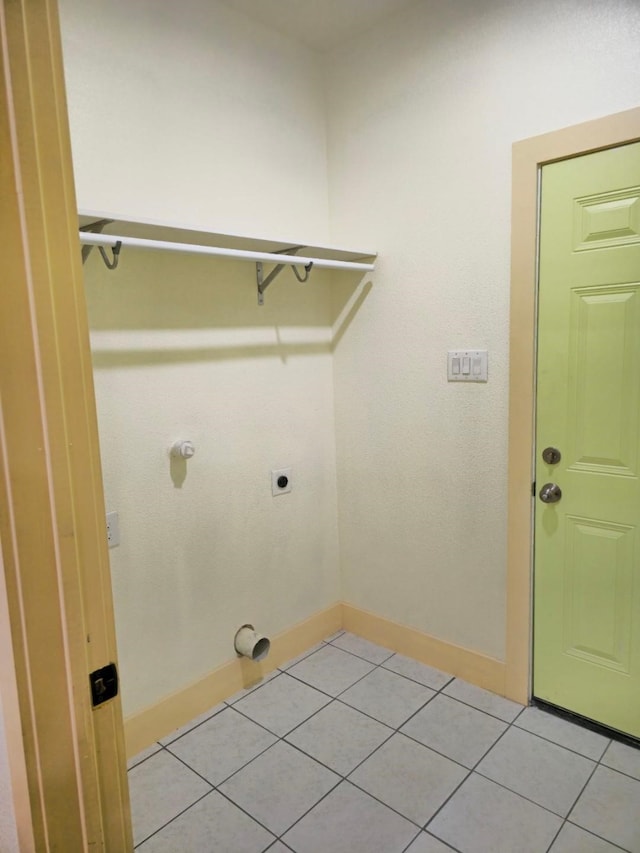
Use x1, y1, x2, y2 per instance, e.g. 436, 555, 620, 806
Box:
539, 483, 562, 503
542, 446, 561, 465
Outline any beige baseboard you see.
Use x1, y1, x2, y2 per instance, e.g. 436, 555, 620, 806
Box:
125, 600, 507, 757
342, 603, 506, 696
124, 603, 342, 757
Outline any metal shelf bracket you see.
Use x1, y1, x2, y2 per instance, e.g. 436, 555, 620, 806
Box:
256, 246, 313, 306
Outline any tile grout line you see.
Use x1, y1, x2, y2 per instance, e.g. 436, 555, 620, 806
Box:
542, 734, 608, 853
133, 788, 214, 849
130, 635, 629, 851
200, 638, 463, 844
563, 819, 631, 852
556, 733, 633, 853
129, 637, 391, 847
133, 637, 505, 848
147, 745, 284, 847
421, 702, 549, 836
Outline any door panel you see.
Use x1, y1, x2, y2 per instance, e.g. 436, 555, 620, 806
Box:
534, 142, 640, 737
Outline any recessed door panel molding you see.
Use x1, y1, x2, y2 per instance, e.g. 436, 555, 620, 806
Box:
534, 140, 640, 737
562, 516, 634, 673
573, 186, 640, 251
567, 282, 640, 476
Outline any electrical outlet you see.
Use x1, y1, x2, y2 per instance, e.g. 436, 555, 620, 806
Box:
106, 511, 120, 548
271, 468, 292, 496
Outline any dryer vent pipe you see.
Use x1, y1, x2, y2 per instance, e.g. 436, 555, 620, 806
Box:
234, 624, 271, 662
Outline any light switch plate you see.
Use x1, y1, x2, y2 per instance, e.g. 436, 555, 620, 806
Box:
447, 350, 488, 382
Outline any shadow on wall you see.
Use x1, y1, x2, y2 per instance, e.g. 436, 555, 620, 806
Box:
83, 248, 372, 367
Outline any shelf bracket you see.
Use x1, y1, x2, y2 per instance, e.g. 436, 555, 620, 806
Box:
256, 246, 313, 306
80, 218, 114, 265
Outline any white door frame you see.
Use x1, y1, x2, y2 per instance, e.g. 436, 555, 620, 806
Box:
505, 106, 640, 705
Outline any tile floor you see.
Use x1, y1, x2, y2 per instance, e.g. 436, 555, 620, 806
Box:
128, 631, 640, 852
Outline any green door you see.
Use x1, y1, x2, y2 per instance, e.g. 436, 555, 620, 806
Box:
534, 141, 640, 737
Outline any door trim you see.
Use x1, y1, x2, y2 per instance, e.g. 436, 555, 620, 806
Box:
506, 106, 640, 704
0, 0, 132, 847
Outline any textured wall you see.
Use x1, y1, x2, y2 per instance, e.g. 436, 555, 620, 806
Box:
61, 0, 640, 713
85, 254, 340, 716
59, 0, 339, 716
59, 0, 330, 242
326, 0, 640, 660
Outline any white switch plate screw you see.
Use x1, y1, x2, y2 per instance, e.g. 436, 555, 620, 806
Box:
106, 511, 120, 548
271, 468, 292, 496
447, 350, 488, 382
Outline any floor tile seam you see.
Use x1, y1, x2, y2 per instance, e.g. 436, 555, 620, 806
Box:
426, 708, 529, 817
227, 671, 284, 705
543, 816, 566, 853
271, 840, 295, 853
398, 827, 426, 853
221, 700, 288, 741
380, 662, 455, 693
230, 689, 333, 740
335, 686, 438, 734
395, 728, 476, 774
211, 782, 284, 842
513, 719, 611, 762
159, 705, 228, 747
278, 697, 359, 743
168, 726, 278, 789
322, 630, 346, 643
463, 701, 516, 771
273, 729, 353, 782
564, 818, 633, 852
344, 774, 445, 831
423, 829, 465, 853
160, 745, 219, 789
402, 828, 465, 853
439, 690, 524, 726
132, 787, 215, 849
420, 765, 473, 833
127, 744, 164, 771
327, 637, 396, 666
331, 654, 442, 705
269, 773, 344, 843
596, 759, 640, 784
278, 664, 359, 701
331, 722, 397, 778
278, 646, 326, 672
564, 757, 607, 826
472, 768, 577, 820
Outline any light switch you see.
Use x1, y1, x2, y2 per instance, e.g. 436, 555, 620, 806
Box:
447, 350, 488, 382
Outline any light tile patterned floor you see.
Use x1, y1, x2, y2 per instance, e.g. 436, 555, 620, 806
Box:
128, 632, 640, 852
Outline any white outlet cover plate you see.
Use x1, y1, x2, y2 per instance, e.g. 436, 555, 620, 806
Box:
271, 468, 292, 496
447, 350, 488, 382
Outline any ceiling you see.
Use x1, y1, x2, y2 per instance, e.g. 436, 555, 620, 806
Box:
217, 0, 417, 52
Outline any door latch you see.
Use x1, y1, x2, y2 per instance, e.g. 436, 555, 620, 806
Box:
89, 663, 119, 707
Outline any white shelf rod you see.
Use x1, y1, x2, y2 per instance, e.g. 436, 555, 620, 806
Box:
78, 231, 375, 272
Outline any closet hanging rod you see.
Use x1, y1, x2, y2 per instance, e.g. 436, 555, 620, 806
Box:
78, 232, 376, 273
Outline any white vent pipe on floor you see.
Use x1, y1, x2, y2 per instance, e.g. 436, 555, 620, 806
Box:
234, 624, 271, 662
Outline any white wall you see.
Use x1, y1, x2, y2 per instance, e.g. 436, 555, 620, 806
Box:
60, 0, 640, 715
326, 0, 640, 660
59, 0, 339, 717
85, 256, 339, 716
59, 0, 330, 243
